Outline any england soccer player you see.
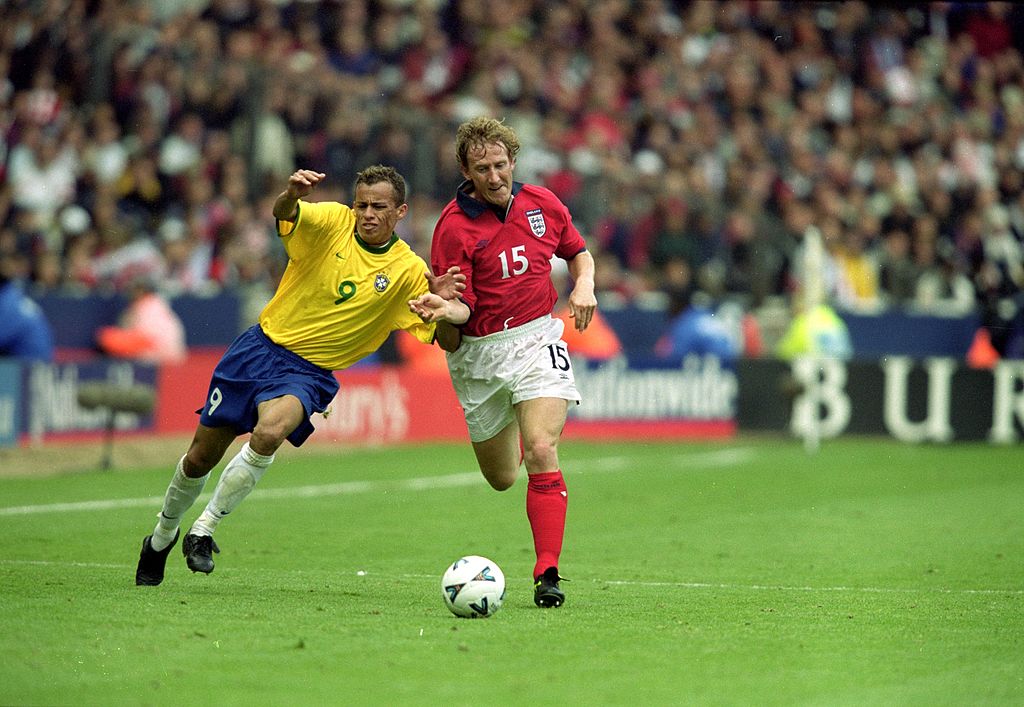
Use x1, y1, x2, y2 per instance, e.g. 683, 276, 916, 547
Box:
410, 117, 597, 607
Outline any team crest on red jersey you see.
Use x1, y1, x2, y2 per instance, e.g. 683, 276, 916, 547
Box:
525, 209, 546, 238
374, 272, 390, 292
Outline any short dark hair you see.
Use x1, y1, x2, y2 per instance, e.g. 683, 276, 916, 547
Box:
354, 165, 407, 205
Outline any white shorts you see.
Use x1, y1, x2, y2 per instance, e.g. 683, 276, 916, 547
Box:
447, 315, 581, 442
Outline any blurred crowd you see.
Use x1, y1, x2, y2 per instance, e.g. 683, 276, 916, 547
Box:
2, 0, 1024, 356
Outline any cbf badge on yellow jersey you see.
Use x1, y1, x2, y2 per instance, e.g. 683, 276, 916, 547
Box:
334, 270, 389, 303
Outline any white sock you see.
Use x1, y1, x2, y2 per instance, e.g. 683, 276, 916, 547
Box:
190, 442, 274, 537
151, 456, 209, 552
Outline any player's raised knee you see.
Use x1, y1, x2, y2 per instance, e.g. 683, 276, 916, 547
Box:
184, 448, 219, 476
249, 424, 289, 452
483, 469, 517, 492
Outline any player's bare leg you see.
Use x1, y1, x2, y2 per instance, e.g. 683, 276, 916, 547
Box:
516, 397, 568, 474
471, 421, 521, 491
517, 397, 570, 607
249, 394, 306, 456
183, 424, 238, 477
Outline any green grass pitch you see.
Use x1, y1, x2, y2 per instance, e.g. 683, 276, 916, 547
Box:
1, 437, 1022, 705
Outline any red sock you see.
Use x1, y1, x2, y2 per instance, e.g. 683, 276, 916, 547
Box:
526, 470, 567, 580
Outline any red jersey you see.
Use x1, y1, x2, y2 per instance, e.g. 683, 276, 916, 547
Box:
431, 181, 587, 337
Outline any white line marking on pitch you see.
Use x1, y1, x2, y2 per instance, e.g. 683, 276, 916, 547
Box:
3, 559, 1015, 597
598, 579, 1024, 596
1, 559, 124, 570
0, 448, 754, 517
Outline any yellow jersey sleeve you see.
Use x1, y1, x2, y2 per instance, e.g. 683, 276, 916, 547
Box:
260, 200, 435, 369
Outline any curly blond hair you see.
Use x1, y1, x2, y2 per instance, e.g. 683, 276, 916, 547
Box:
454, 117, 520, 169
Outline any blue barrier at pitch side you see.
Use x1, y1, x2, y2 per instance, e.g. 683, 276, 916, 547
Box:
601, 305, 979, 359
34, 290, 979, 359
839, 310, 979, 358
37, 291, 243, 348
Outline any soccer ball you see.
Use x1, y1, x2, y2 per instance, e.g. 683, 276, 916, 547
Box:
441, 555, 506, 618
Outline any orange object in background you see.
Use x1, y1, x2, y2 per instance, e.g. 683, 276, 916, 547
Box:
966, 327, 1000, 369
96, 283, 187, 365
97, 326, 158, 358
555, 306, 623, 361
395, 329, 449, 372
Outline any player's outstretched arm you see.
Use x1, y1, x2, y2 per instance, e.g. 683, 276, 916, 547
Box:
426, 266, 466, 300
273, 169, 326, 221
409, 293, 470, 326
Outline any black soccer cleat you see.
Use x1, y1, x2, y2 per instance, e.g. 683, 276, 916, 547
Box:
182, 530, 220, 574
135, 530, 180, 586
533, 567, 567, 608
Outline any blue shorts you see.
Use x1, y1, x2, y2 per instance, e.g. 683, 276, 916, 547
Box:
198, 325, 339, 447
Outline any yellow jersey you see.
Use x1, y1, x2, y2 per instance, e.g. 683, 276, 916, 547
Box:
260, 200, 435, 370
